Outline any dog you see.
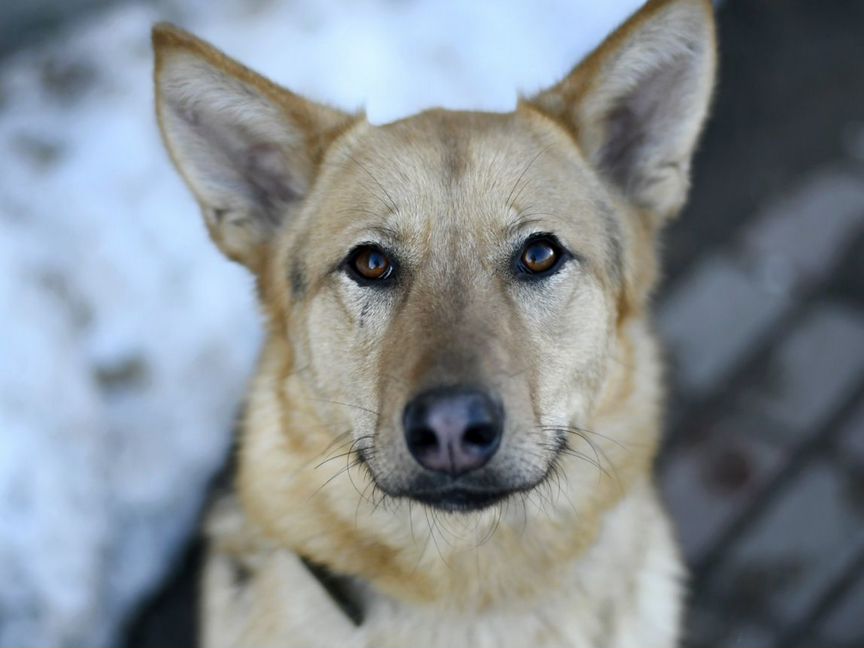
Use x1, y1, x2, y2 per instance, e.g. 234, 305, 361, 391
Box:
152, 0, 715, 645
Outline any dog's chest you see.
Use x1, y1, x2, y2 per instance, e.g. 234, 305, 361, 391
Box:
202, 489, 681, 648
361, 593, 609, 648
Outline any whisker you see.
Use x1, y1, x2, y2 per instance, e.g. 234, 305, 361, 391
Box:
334, 207, 389, 219
345, 152, 398, 213
538, 424, 630, 450
544, 427, 623, 492
308, 457, 364, 500
347, 451, 374, 505
430, 509, 458, 548
409, 513, 435, 576
476, 503, 503, 547
312, 430, 352, 460
307, 397, 381, 417
355, 479, 372, 526
408, 499, 416, 542
542, 454, 578, 514
528, 425, 621, 501
313, 435, 372, 470
424, 507, 450, 568
308, 433, 377, 502
505, 144, 553, 211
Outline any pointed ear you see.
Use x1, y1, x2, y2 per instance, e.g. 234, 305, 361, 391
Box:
152, 24, 356, 271
528, 0, 716, 223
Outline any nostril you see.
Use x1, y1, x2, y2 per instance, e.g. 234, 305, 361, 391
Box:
408, 426, 439, 451
463, 423, 497, 448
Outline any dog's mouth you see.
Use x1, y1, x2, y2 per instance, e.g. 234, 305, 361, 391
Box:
394, 469, 555, 512
363, 447, 563, 514
360, 432, 563, 514
406, 485, 513, 512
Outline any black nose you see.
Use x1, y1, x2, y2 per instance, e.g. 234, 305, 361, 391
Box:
403, 387, 503, 476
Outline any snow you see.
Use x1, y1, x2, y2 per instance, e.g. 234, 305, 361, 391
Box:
0, 0, 642, 645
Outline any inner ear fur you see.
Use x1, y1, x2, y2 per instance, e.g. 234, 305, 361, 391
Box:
152, 23, 356, 272
528, 0, 717, 225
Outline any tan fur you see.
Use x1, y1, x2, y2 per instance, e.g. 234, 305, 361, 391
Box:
152, 1, 716, 646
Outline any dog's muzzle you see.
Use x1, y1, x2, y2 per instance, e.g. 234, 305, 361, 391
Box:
401, 386, 509, 511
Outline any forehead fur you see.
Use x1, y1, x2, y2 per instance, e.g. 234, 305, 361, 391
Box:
281, 107, 624, 292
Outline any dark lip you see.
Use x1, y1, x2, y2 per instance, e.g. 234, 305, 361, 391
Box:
371, 439, 565, 514
406, 487, 514, 513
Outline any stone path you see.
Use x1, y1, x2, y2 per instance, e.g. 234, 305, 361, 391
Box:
654, 2, 864, 645
657, 166, 864, 647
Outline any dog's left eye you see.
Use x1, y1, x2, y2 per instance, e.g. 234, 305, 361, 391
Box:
516, 235, 568, 278
345, 244, 395, 284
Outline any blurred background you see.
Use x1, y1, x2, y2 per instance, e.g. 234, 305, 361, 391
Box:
0, 0, 862, 646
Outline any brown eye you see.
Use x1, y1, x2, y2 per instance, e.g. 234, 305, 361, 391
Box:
518, 236, 565, 276
348, 245, 394, 282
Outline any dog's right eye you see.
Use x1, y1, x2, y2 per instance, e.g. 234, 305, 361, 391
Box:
514, 234, 569, 280
345, 245, 395, 284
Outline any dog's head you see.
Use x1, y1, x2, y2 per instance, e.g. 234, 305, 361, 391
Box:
153, 0, 714, 515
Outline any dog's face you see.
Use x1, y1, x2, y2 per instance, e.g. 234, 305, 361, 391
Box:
153, 0, 714, 514
276, 112, 622, 510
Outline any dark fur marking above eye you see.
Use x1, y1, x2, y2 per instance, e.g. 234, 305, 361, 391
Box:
437, 119, 467, 187
598, 202, 624, 284
230, 558, 253, 588
290, 262, 307, 298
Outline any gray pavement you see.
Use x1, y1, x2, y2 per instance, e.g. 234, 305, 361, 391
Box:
655, 2, 864, 645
